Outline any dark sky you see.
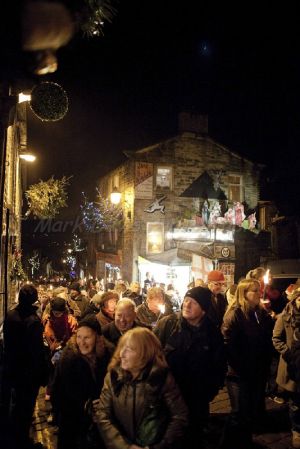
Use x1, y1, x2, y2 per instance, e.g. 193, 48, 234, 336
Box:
26, 1, 300, 216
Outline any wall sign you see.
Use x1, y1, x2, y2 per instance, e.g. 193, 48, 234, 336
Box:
144, 196, 166, 214
221, 246, 230, 258
135, 162, 153, 199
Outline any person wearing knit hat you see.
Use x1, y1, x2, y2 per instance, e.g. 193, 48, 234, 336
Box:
207, 270, 228, 328
78, 315, 102, 335
51, 297, 67, 313
42, 287, 81, 321
69, 281, 89, 317
207, 270, 225, 283
184, 286, 212, 314
95, 291, 119, 327
155, 286, 225, 448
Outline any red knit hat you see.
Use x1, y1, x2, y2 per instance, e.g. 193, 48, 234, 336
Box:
207, 270, 225, 282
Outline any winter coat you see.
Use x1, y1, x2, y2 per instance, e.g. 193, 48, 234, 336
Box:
42, 298, 81, 320
155, 312, 226, 407
222, 305, 273, 380
272, 301, 300, 392
289, 336, 300, 391
3, 304, 49, 386
96, 365, 188, 449
126, 291, 143, 307
207, 292, 228, 329
51, 338, 110, 448
43, 312, 77, 352
136, 302, 172, 329
72, 293, 89, 316
80, 303, 100, 320
96, 309, 114, 327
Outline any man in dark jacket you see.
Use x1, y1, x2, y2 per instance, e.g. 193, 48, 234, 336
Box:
69, 282, 89, 316
102, 298, 149, 347
3, 284, 48, 449
155, 286, 226, 449
136, 286, 173, 329
207, 270, 228, 328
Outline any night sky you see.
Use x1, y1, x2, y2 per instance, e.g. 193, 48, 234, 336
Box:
26, 2, 300, 217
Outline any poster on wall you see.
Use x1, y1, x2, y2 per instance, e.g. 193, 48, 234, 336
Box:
218, 262, 235, 287
146, 222, 164, 254
191, 254, 213, 282
135, 162, 153, 199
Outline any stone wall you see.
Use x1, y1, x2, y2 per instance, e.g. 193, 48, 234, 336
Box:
95, 131, 262, 283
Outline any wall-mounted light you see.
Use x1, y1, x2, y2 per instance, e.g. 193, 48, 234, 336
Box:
19, 152, 36, 162
18, 93, 31, 103
110, 186, 121, 205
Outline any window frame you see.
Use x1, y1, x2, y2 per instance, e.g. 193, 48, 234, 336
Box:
228, 173, 244, 203
155, 166, 173, 191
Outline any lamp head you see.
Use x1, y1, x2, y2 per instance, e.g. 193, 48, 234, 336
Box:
110, 186, 121, 205
19, 153, 36, 162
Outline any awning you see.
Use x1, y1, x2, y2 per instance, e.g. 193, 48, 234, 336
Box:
265, 259, 300, 279
138, 248, 190, 266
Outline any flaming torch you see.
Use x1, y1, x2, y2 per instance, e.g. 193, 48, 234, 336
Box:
262, 269, 270, 301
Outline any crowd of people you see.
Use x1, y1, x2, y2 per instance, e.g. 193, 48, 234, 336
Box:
2, 268, 300, 449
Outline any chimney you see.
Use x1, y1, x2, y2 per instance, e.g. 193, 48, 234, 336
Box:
178, 111, 208, 134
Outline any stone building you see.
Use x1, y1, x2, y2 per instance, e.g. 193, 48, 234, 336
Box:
91, 113, 265, 295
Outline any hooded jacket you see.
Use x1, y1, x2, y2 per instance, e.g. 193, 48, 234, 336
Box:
272, 300, 300, 391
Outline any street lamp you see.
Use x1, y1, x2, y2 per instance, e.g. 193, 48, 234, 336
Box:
18, 93, 31, 103
110, 186, 121, 205
19, 152, 36, 162
19, 150, 36, 193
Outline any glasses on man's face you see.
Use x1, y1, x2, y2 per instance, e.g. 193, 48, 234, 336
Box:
211, 282, 224, 287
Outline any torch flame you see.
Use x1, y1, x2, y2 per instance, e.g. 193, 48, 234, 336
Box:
158, 304, 166, 314
263, 269, 270, 286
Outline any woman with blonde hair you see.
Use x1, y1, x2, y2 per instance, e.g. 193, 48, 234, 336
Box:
96, 327, 188, 449
221, 278, 273, 448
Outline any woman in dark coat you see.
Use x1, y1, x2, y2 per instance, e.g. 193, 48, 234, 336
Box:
51, 315, 110, 449
96, 327, 188, 449
221, 278, 274, 448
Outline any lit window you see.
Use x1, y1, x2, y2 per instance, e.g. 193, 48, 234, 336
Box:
147, 223, 164, 254
228, 174, 243, 202
156, 167, 172, 189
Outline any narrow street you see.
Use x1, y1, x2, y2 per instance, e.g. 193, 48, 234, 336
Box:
31, 387, 293, 449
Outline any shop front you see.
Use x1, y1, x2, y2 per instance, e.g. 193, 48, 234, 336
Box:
138, 248, 191, 299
